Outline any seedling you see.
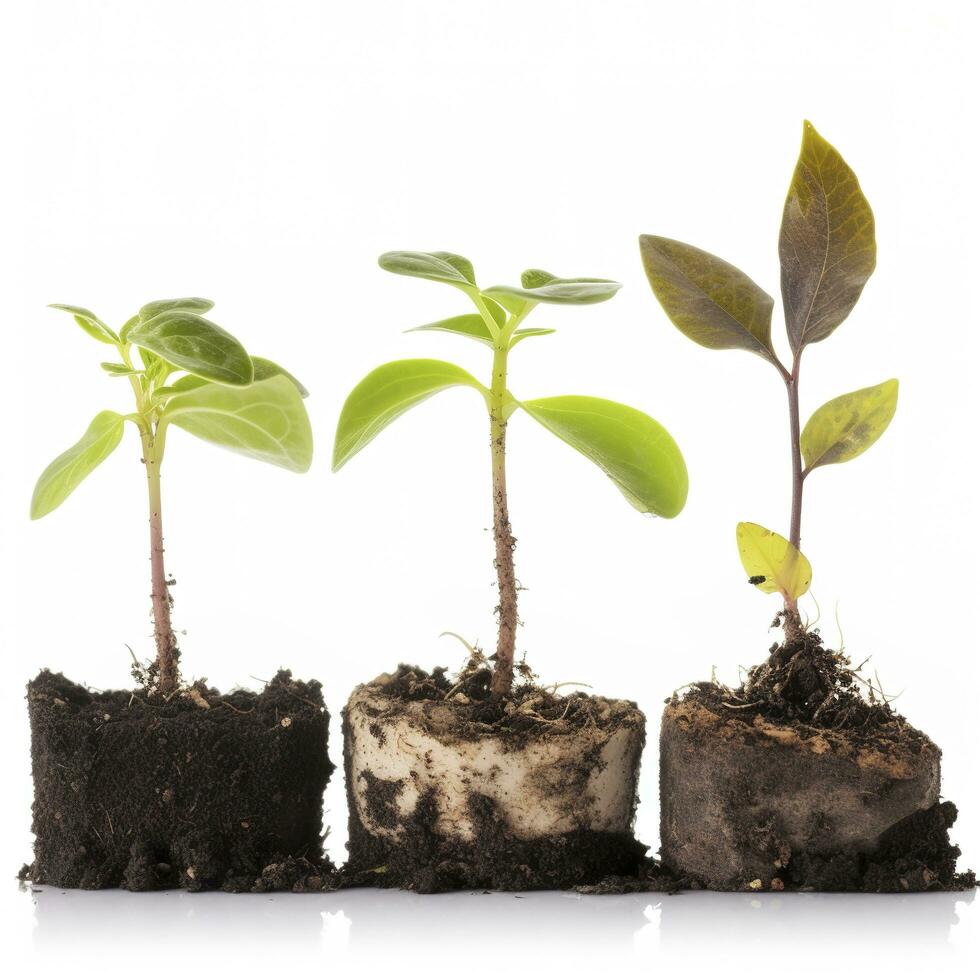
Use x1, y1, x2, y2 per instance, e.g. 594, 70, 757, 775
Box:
32, 299, 313, 693
641, 122, 895, 640
334, 252, 688, 697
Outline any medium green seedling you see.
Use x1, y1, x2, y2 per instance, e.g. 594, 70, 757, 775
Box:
641, 122, 896, 639
334, 251, 689, 697
32, 298, 313, 693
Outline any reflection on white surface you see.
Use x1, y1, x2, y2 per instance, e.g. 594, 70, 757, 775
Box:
25, 882, 976, 972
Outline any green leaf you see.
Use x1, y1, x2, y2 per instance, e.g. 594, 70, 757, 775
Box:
736, 522, 812, 601
520, 395, 688, 517
378, 251, 477, 292
119, 315, 140, 342
638, 236, 778, 365
31, 411, 126, 519
509, 327, 557, 348
406, 314, 496, 347
138, 348, 176, 385
779, 121, 877, 354
251, 356, 309, 397
162, 375, 312, 473
168, 373, 210, 393
483, 297, 507, 328
100, 362, 142, 377
483, 271, 621, 309
128, 311, 254, 386
801, 379, 898, 473
139, 297, 216, 320
152, 373, 210, 401
49, 304, 119, 344
333, 359, 485, 471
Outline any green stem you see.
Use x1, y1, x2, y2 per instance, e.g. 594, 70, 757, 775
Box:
488, 340, 518, 698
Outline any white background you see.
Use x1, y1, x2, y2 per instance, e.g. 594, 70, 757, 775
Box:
0, 1, 976, 976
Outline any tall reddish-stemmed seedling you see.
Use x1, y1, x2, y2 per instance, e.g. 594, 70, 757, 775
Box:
641, 122, 896, 640
32, 299, 312, 694
333, 252, 689, 697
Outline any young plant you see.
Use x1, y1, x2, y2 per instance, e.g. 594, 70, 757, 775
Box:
334, 251, 688, 697
32, 299, 313, 694
640, 122, 895, 641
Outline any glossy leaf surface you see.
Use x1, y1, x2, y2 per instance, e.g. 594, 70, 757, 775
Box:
483, 270, 620, 309
736, 521, 812, 600
801, 379, 898, 472
521, 395, 688, 517
128, 311, 254, 386
779, 121, 876, 353
378, 251, 477, 291
638, 236, 778, 365
333, 359, 483, 471
139, 297, 215, 320
31, 411, 125, 519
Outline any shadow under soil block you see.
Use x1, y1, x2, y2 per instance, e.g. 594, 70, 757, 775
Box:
660, 631, 975, 893
341, 664, 650, 893
25, 669, 333, 891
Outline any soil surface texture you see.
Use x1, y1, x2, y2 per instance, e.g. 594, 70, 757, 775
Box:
24, 668, 333, 891
342, 660, 652, 893
661, 623, 974, 892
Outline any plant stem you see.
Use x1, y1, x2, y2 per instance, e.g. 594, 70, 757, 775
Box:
488, 342, 518, 698
784, 353, 805, 630
141, 421, 178, 693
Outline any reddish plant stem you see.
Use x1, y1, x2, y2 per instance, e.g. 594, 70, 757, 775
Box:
141, 423, 178, 693
488, 345, 518, 698
783, 353, 805, 635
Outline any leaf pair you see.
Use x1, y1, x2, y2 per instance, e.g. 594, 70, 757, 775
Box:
379, 250, 622, 317
31, 375, 313, 520
408, 313, 556, 349
640, 121, 876, 361
639, 123, 895, 472
332, 359, 688, 519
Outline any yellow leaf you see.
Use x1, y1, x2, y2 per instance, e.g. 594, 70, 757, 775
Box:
736, 522, 812, 601
801, 379, 898, 472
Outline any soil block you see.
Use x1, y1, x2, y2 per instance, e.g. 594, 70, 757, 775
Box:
341, 663, 649, 893
660, 629, 974, 892
25, 668, 333, 891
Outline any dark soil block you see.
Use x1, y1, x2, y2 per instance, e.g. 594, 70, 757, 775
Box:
659, 629, 974, 892
341, 663, 649, 893
25, 668, 333, 891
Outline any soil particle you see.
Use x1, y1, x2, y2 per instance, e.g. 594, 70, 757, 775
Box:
24, 668, 334, 892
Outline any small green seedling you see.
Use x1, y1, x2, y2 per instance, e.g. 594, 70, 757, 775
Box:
32, 299, 313, 693
641, 122, 895, 639
334, 252, 688, 697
